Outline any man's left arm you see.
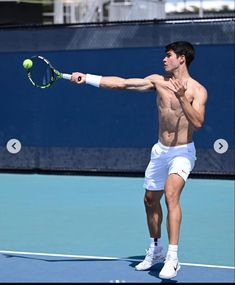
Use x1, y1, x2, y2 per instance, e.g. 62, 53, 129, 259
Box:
180, 87, 208, 131
169, 79, 208, 130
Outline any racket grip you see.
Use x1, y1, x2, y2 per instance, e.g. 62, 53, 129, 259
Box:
62, 73, 72, 80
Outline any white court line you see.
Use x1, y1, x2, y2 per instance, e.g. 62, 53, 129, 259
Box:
180, 262, 235, 270
0, 250, 118, 260
0, 250, 234, 270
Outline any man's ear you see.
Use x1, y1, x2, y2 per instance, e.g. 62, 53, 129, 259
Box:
179, 55, 185, 64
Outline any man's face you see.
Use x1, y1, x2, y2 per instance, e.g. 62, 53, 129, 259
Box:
163, 50, 182, 72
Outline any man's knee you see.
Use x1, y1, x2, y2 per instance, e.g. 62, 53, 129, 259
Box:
164, 175, 183, 206
144, 190, 163, 209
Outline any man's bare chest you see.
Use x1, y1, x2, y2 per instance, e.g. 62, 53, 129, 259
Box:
158, 92, 181, 111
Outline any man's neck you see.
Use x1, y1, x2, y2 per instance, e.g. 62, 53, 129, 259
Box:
171, 67, 190, 80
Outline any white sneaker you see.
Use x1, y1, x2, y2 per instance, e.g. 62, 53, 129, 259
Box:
135, 247, 165, 271
159, 255, 181, 279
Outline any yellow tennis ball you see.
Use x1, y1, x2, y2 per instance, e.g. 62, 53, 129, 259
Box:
23, 59, 33, 69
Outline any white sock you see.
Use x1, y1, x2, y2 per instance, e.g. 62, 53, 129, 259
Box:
167, 244, 178, 259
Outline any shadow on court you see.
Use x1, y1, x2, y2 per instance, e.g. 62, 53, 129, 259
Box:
0, 252, 234, 283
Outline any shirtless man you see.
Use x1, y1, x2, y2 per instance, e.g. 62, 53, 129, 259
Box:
70, 41, 208, 279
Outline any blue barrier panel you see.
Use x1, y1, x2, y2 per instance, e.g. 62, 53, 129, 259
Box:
0, 21, 234, 175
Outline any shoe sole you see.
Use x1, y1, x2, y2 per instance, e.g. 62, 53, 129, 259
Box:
159, 264, 181, 279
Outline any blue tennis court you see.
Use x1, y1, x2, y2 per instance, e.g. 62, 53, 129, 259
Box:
0, 173, 234, 282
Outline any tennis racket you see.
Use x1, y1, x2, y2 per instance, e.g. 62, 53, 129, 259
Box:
26, 55, 81, 88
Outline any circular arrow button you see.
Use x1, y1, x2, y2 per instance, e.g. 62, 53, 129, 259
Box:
6, 139, 22, 154
213, 139, 228, 154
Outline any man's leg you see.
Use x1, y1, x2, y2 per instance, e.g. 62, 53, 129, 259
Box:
135, 189, 165, 271
165, 174, 185, 245
144, 190, 164, 239
159, 173, 185, 279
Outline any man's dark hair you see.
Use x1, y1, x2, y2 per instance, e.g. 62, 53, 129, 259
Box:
165, 41, 195, 67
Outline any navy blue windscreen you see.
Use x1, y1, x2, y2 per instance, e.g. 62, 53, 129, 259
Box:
0, 21, 234, 175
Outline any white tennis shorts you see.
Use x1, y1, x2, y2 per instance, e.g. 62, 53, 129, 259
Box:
143, 141, 196, 191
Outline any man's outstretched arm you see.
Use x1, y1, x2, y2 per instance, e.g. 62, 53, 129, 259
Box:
70, 72, 156, 92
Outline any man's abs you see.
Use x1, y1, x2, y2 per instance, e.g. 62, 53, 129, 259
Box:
158, 115, 194, 146
159, 130, 193, 146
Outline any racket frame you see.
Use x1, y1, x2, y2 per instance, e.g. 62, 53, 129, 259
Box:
27, 55, 71, 88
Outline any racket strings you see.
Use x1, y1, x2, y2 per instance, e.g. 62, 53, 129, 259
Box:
28, 57, 54, 88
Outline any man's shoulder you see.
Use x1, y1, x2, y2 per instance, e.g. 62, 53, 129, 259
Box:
189, 78, 208, 102
146, 73, 165, 82
190, 78, 207, 93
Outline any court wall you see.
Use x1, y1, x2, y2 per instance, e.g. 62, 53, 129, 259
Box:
0, 18, 234, 176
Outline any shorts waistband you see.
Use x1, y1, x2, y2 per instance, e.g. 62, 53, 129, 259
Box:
157, 140, 195, 150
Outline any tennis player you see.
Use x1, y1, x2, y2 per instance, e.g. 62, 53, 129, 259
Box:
70, 41, 208, 279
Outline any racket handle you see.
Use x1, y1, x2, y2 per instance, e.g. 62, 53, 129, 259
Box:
62, 73, 72, 80
62, 74, 82, 82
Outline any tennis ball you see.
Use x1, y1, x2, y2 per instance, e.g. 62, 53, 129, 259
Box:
23, 59, 33, 69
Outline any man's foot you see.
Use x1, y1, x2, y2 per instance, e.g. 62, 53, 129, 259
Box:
159, 255, 181, 279
135, 246, 165, 271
